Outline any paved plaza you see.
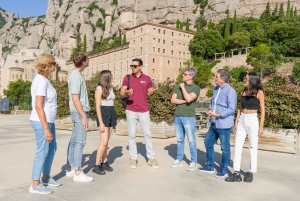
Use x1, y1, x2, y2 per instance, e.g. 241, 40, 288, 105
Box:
0, 115, 299, 201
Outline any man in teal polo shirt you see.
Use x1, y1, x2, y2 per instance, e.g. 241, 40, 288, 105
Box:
170, 67, 200, 171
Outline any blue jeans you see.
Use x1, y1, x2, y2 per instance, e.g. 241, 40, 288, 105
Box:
204, 123, 231, 172
174, 116, 197, 163
31, 121, 57, 180
67, 112, 88, 170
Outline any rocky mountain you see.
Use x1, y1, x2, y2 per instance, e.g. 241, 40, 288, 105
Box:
0, 0, 299, 60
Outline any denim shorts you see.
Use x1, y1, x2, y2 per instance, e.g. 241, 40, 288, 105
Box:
96, 106, 117, 127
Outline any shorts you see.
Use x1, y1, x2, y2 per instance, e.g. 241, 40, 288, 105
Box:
96, 106, 118, 127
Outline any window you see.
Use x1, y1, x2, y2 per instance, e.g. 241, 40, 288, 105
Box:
163, 30, 166, 34
133, 49, 135, 56
183, 52, 185, 58
158, 39, 160, 43
171, 41, 174, 46
12, 74, 14, 79
163, 49, 165, 53
153, 28, 156, 32
158, 29, 161, 33
133, 40, 135, 45
179, 43, 181, 46
172, 32, 174, 36
140, 38, 142, 43
153, 47, 155, 52
25, 74, 27, 79
140, 47, 142, 54
171, 50, 174, 55
153, 58, 155, 63
158, 48, 160, 53
179, 33, 181, 36
134, 31, 135, 35
168, 60, 170, 65
141, 28, 143, 33
153, 38, 155, 42
180, 62, 182, 66
163, 39, 165, 44
152, 69, 155, 73
184, 34, 185, 37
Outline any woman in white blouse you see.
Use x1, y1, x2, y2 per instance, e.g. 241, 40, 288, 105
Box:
29, 54, 61, 194
93, 70, 117, 175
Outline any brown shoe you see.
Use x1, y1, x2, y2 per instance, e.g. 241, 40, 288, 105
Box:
148, 158, 159, 169
130, 159, 138, 169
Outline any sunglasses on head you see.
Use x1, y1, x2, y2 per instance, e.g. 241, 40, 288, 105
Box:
130, 65, 140, 68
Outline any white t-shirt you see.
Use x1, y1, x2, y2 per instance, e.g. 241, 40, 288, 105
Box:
30, 74, 57, 123
96, 86, 115, 106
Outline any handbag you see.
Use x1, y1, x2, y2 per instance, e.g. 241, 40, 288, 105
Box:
120, 74, 130, 109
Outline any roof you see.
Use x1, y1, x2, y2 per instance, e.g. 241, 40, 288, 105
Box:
124, 22, 195, 35
8, 67, 24, 70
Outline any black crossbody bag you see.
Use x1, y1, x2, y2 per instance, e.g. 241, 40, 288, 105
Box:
120, 74, 130, 109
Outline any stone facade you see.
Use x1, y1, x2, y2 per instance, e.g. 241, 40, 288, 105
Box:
65, 22, 194, 87
0, 47, 68, 96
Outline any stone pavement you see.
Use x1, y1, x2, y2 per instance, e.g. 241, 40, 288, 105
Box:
0, 115, 299, 201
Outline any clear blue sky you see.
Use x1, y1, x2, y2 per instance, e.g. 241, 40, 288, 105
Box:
0, 0, 48, 18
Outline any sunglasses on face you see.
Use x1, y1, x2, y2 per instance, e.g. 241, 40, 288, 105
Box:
130, 65, 140, 68
51, 62, 58, 66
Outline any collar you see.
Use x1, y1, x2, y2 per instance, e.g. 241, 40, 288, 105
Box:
185, 82, 194, 86
132, 72, 143, 78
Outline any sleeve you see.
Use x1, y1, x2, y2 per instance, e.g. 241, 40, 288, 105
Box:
192, 86, 200, 98
173, 85, 180, 95
96, 86, 102, 92
122, 76, 128, 87
69, 75, 81, 95
219, 88, 237, 118
35, 79, 47, 96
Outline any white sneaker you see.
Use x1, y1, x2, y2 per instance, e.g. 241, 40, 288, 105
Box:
66, 169, 75, 177
170, 159, 183, 168
73, 171, 94, 182
186, 162, 197, 171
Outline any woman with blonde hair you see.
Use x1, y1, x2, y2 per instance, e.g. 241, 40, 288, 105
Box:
29, 54, 61, 194
225, 72, 265, 183
92, 70, 117, 175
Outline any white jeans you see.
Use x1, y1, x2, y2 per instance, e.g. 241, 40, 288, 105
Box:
126, 110, 155, 160
233, 113, 259, 173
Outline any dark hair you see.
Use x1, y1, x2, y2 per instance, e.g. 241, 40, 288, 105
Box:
97, 70, 112, 99
73, 52, 88, 67
246, 72, 264, 95
132, 58, 143, 66
217, 69, 230, 83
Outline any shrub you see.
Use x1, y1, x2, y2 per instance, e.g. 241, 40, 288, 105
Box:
54, 12, 60, 21
263, 74, 300, 129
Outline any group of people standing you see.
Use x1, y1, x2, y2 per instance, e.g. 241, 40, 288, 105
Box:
28, 51, 265, 194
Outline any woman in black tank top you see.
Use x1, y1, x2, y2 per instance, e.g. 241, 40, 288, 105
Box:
225, 72, 265, 183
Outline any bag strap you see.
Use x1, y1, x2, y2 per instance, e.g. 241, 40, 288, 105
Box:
126, 74, 130, 89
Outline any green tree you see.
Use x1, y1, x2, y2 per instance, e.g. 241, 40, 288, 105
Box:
203, 29, 224, 57
185, 18, 190, 31
3, 80, 32, 106
83, 34, 87, 52
246, 44, 278, 78
292, 62, 300, 86
279, 3, 284, 18
250, 27, 267, 46
286, 0, 291, 18
70, 42, 83, 60
196, 16, 207, 29
294, 7, 298, 17
227, 31, 251, 49
272, 3, 278, 16
232, 10, 237, 34
176, 19, 180, 29
260, 2, 272, 23
207, 19, 215, 30
285, 36, 300, 57
224, 13, 230, 40
122, 34, 126, 44
189, 31, 206, 57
